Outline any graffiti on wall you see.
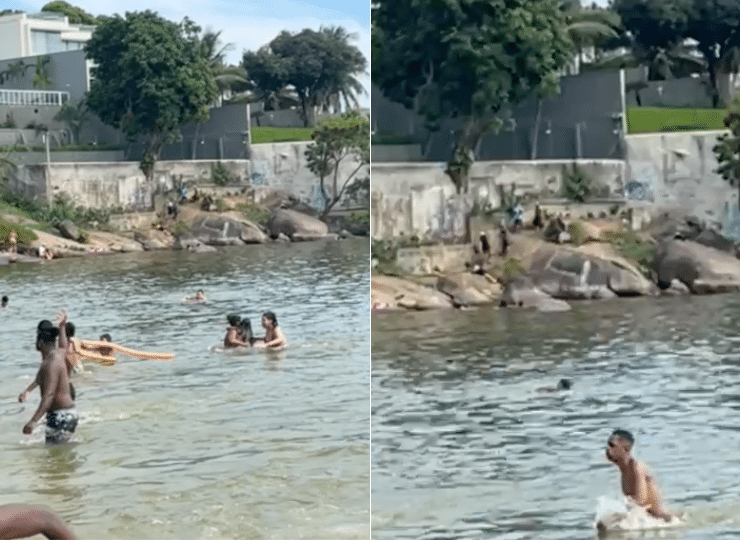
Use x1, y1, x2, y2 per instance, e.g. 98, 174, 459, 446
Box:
723, 202, 740, 241
427, 194, 468, 241
624, 163, 658, 202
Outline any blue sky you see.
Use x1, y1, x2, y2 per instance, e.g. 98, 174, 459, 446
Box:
1, 0, 370, 107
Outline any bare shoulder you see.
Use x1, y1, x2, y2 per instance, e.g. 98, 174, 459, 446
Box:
634, 460, 655, 479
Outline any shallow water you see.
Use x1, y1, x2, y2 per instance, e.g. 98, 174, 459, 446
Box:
0, 238, 369, 540
372, 295, 740, 540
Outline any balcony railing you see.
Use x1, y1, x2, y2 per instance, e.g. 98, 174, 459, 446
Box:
0, 89, 70, 107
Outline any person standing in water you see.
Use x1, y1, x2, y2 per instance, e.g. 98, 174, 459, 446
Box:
254, 311, 287, 349
604, 429, 676, 522
224, 314, 250, 348
21, 314, 78, 444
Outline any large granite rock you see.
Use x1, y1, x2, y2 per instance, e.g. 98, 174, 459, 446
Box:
85, 231, 145, 253
372, 275, 455, 310
218, 212, 267, 244
526, 246, 653, 299
266, 209, 328, 241
499, 275, 571, 312
655, 239, 740, 293
191, 216, 262, 246
436, 273, 502, 307
54, 219, 80, 242
134, 229, 175, 250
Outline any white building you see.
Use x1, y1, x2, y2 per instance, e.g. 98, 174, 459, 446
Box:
0, 11, 94, 61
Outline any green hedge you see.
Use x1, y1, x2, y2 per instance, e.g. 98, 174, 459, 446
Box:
0, 218, 37, 245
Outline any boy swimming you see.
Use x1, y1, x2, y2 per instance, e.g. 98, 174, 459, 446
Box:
605, 429, 676, 522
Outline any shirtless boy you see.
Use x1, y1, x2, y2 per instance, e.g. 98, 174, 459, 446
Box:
605, 429, 676, 522
224, 314, 249, 348
21, 316, 78, 444
254, 311, 287, 349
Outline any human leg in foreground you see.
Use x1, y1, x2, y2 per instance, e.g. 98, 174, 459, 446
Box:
0, 504, 76, 540
605, 429, 676, 521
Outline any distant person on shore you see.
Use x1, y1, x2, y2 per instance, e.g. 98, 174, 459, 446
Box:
20, 314, 78, 444
512, 203, 523, 232
8, 230, 17, 254
499, 221, 509, 257
536, 378, 572, 393
254, 311, 287, 349
224, 314, 250, 348
604, 429, 677, 523
0, 504, 77, 540
479, 233, 491, 257
1, 296, 8, 308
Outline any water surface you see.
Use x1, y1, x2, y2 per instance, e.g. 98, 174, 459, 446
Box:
0, 239, 369, 540
372, 296, 740, 540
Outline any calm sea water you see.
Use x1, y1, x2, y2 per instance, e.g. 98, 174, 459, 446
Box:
372, 295, 740, 540
0, 238, 369, 540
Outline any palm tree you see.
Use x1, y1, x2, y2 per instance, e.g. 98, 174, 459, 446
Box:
201, 29, 250, 105
317, 26, 368, 114
564, 2, 622, 75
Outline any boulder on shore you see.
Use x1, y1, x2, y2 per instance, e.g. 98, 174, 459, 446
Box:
372, 275, 454, 310
266, 209, 328, 241
655, 239, 740, 293
436, 272, 502, 307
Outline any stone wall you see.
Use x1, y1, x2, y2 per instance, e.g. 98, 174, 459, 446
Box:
371, 159, 625, 240
622, 131, 740, 237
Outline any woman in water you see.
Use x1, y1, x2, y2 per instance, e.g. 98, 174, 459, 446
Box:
254, 311, 287, 349
238, 318, 259, 346
224, 314, 250, 348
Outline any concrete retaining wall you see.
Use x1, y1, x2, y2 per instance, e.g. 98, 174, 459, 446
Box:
371, 159, 625, 240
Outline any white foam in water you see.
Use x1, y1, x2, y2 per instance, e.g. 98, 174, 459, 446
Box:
594, 496, 683, 533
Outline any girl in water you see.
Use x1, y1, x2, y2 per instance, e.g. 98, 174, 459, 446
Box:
254, 311, 287, 349
224, 314, 250, 348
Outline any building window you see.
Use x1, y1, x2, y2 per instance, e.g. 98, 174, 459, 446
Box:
30, 30, 64, 55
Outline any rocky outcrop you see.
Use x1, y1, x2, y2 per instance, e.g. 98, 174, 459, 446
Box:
85, 231, 145, 253
372, 275, 454, 310
190, 216, 264, 246
266, 209, 328, 241
436, 272, 502, 307
218, 211, 268, 244
655, 239, 740, 293
54, 219, 81, 242
499, 276, 571, 312
527, 246, 654, 300
134, 229, 175, 250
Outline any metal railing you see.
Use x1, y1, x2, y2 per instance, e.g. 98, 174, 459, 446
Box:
0, 89, 70, 107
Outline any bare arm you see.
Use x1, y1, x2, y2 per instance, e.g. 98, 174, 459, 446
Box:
225, 328, 248, 347
631, 463, 651, 508
0, 504, 77, 540
263, 328, 287, 348
56, 311, 68, 351
18, 371, 40, 402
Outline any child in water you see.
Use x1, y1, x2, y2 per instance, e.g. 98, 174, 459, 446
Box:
254, 311, 287, 349
224, 314, 250, 348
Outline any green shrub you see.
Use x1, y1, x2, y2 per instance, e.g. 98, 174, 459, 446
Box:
601, 230, 657, 274
0, 219, 37, 245
491, 257, 526, 282
172, 221, 190, 236
568, 221, 587, 246
215, 198, 228, 212
349, 209, 369, 225
562, 164, 593, 203
211, 162, 235, 186
236, 202, 270, 225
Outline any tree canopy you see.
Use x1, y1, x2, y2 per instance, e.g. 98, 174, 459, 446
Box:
242, 26, 367, 126
305, 111, 369, 220
372, 0, 573, 193
41, 1, 97, 25
84, 11, 218, 181
714, 99, 740, 208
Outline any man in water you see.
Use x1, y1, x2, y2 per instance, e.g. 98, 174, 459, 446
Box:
1, 296, 7, 308
605, 429, 676, 522
254, 311, 287, 349
536, 379, 572, 393
0, 504, 76, 539
22, 315, 78, 444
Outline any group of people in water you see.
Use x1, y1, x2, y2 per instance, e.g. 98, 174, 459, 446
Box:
224, 311, 286, 349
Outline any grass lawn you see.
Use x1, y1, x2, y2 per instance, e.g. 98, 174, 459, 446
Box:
251, 126, 314, 144
627, 107, 728, 134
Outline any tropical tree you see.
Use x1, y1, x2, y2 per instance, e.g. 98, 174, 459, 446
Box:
41, 1, 97, 25
85, 11, 218, 183
305, 110, 369, 221
372, 0, 573, 194
32, 55, 52, 89
53, 99, 89, 144
200, 29, 249, 104
242, 26, 367, 126
714, 98, 740, 209
316, 26, 367, 113
564, 1, 622, 74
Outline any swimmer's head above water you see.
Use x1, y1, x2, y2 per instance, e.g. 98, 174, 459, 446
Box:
36, 320, 59, 351
1, 295, 7, 307
262, 311, 277, 328
606, 429, 634, 464
558, 378, 572, 390
226, 314, 241, 327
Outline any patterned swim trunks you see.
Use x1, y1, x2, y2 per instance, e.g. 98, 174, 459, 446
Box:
45, 407, 78, 444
